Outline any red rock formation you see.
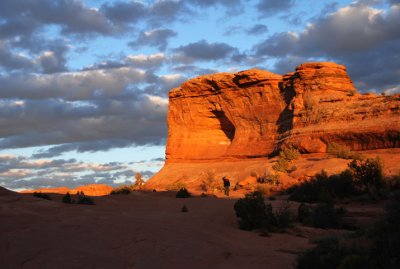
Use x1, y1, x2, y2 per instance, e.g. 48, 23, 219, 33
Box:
166, 69, 284, 160
20, 184, 113, 196
146, 62, 400, 189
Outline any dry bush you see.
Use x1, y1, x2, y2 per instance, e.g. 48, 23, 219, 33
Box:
200, 171, 219, 193
166, 182, 186, 191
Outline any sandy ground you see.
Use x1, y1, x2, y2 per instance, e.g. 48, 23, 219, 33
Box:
0, 186, 387, 269
2, 149, 397, 269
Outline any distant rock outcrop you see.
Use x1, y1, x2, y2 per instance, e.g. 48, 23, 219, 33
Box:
146, 62, 400, 189
20, 184, 113, 196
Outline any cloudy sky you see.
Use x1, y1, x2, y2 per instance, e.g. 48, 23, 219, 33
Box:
1, 0, 399, 191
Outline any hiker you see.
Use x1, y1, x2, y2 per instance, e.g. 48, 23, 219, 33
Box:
222, 176, 230, 196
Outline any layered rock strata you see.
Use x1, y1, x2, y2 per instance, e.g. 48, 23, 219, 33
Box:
147, 62, 400, 188
166, 62, 399, 161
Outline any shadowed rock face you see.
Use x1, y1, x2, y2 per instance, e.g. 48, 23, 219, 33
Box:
165, 62, 400, 162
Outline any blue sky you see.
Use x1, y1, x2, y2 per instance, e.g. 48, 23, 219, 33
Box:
0, 0, 399, 191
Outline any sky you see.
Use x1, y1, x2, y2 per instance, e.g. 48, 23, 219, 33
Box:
0, 0, 399, 191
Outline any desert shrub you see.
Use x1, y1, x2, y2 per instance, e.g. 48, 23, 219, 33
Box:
280, 145, 300, 161
273, 145, 300, 173
272, 158, 290, 173
348, 157, 384, 200
200, 171, 219, 193
176, 187, 191, 198
312, 203, 346, 228
368, 192, 400, 268
298, 203, 312, 224
386, 172, 400, 190
288, 170, 357, 203
77, 195, 95, 205
327, 142, 362, 160
297, 202, 346, 229
166, 182, 186, 191
110, 185, 132, 195
296, 237, 368, 269
257, 171, 281, 185
33, 192, 51, 200
234, 191, 293, 232
275, 201, 292, 229
62, 192, 73, 204
297, 192, 400, 269
255, 184, 270, 196
234, 191, 275, 231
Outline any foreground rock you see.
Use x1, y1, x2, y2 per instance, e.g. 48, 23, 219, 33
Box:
146, 62, 400, 189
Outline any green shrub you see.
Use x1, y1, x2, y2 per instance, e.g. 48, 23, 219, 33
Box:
273, 145, 300, 173
348, 157, 384, 200
110, 185, 132, 195
298, 203, 312, 224
327, 142, 364, 160
272, 158, 290, 173
77, 195, 95, 205
62, 192, 73, 204
297, 192, 400, 269
234, 191, 275, 231
312, 203, 346, 229
386, 172, 400, 190
296, 237, 368, 269
327, 142, 354, 159
176, 187, 191, 198
33, 192, 51, 200
280, 145, 301, 161
369, 192, 400, 268
275, 201, 292, 229
288, 170, 357, 203
297, 202, 346, 229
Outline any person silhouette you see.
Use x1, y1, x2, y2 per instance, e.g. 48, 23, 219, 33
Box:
222, 176, 230, 196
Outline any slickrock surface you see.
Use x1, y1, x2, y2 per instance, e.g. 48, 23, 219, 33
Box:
1, 189, 385, 269
146, 62, 400, 190
20, 184, 113, 196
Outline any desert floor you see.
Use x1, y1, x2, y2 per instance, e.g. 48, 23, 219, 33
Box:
0, 187, 386, 269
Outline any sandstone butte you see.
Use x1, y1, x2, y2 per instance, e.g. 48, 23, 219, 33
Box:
145, 62, 400, 190
20, 184, 113, 196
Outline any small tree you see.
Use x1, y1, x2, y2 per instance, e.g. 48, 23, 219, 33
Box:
348, 157, 384, 200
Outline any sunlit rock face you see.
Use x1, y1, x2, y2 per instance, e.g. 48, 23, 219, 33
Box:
165, 62, 400, 162
166, 69, 284, 161
145, 62, 400, 190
